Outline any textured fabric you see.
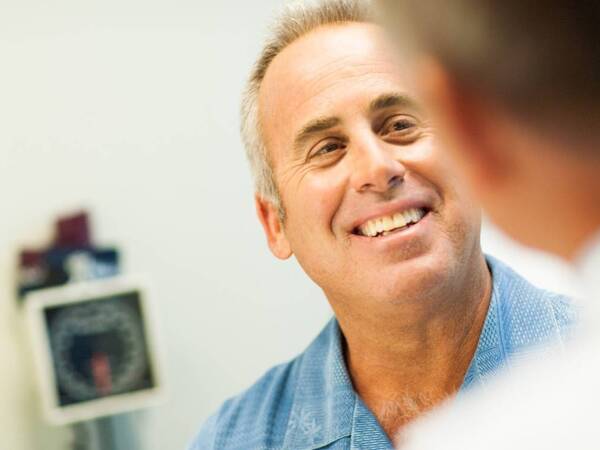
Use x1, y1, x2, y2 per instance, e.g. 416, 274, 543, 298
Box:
188, 256, 576, 450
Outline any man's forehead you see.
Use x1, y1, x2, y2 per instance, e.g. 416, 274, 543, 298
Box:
260, 22, 395, 101
258, 22, 408, 144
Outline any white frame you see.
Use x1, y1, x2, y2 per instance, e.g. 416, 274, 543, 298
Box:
25, 276, 166, 425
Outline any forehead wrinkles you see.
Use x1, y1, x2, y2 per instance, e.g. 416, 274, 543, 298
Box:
268, 44, 398, 105
259, 54, 400, 147
297, 58, 400, 109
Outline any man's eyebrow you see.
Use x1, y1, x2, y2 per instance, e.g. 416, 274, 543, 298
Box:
293, 116, 341, 153
369, 92, 421, 113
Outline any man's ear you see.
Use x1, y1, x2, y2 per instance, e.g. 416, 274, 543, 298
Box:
418, 58, 511, 187
255, 195, 292, 259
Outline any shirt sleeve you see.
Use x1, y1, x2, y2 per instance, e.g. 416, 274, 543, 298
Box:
186, 412, 218, 450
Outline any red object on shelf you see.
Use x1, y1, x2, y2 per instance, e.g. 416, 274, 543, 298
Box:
55, 212, 91, 248
20, 250, 44, 267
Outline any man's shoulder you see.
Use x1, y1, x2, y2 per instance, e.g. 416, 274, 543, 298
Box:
188, 356, 302, 450
187, 319, 342, 450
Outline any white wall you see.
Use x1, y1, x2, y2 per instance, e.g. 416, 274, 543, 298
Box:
0, 2, 579, 450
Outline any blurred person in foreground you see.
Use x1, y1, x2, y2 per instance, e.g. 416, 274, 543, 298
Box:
377, 1, 600, 448
187, 1, 575, 448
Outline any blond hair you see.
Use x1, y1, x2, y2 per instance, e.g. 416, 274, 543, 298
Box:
240, 0, 373, 211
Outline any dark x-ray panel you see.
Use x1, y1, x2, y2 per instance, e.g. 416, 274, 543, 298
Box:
44, 292, 155, 407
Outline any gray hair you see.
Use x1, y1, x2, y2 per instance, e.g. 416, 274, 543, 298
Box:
240, 0, 374, 212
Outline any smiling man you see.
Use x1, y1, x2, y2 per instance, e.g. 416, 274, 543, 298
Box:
187, 1, 574, 449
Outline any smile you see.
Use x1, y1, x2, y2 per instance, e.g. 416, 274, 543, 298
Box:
353, 208, 429, 238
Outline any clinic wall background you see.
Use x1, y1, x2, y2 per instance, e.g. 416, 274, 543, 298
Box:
0, 1, 579, 449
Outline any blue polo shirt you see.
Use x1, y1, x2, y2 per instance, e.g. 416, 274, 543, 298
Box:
188, 256, 576, 450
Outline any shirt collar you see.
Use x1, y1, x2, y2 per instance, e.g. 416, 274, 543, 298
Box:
460, 255, 507, 390
282, 320, 395, 449
281, 254, 564, 448
282, 320, 356, 449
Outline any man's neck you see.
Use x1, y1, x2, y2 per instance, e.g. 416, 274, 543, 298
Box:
335, 254, 491, 441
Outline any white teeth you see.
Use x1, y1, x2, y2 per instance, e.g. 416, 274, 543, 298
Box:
393, 213, 407, 229
383, 217, 393, 231
371, 221, 378, 235
358, 208, 426, 237
415, 209, 425, 221
367, 222, 375, 237
401, 210, 411, 224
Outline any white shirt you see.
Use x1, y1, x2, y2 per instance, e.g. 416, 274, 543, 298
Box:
400, 233, 600, 450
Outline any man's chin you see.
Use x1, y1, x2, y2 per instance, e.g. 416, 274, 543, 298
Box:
353, 258, 455, 307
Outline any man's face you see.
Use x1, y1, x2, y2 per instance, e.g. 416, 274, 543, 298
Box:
258, 23, 482, 307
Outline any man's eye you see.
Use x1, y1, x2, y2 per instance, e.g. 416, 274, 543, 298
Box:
312, 142, 344, 157
392, 120, 413, 131
381, 115, 418, 137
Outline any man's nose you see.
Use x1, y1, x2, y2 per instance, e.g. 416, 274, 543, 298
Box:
349, 136, 406, 194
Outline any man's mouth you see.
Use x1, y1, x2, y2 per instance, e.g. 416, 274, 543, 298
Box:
352, 207, 429, 238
